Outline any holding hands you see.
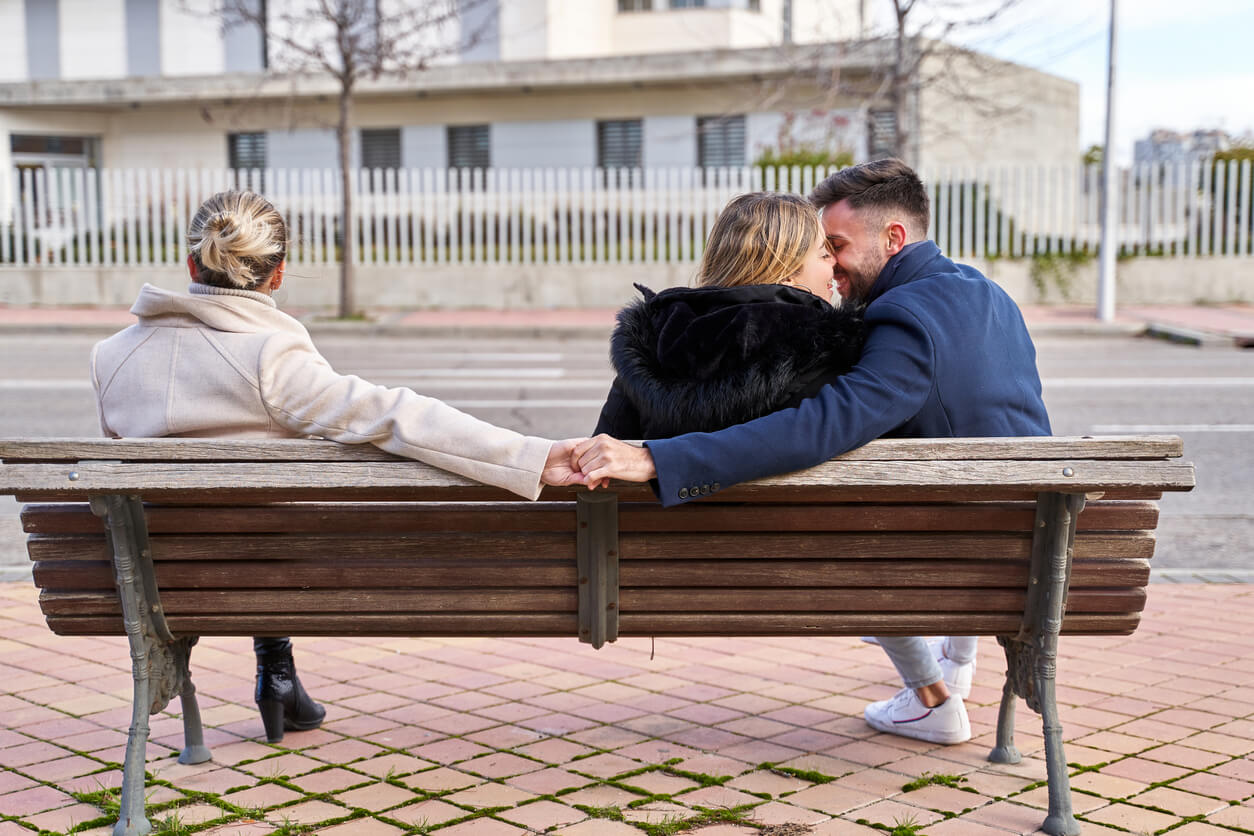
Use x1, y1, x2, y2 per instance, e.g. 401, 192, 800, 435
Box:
541, 435, 657, 488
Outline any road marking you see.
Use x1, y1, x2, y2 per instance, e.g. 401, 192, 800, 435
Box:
1091, 424, 1254, 433
1044, 377, 1254, 387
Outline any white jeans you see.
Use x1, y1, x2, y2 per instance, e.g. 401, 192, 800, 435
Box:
875, 636, 978, 690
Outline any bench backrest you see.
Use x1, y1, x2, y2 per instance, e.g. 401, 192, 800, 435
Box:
1, 436, 1195, 641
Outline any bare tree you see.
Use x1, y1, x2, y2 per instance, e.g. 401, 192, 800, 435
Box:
214, 0, 492, 317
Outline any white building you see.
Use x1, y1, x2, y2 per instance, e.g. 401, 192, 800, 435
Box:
1133, 129, 1232, 165
0, 0, 1077, 179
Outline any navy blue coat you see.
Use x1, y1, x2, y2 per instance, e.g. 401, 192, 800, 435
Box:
646, 240, 1051, 506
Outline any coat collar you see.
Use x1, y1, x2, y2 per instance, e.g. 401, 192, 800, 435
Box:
864, 240, 946, 305
128, 283, 309, 338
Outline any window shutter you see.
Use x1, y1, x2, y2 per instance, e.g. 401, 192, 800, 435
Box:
361, 128, 401, 170
447, 125, 491, 169
697, 115, 746, 168
228, 133, 267, 170
597, 120, 643, 169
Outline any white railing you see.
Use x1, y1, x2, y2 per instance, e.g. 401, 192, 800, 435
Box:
1, 161, 1251, 268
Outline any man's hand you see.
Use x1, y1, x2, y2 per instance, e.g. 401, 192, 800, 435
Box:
542, 438, 591, 487
574, 434, 657, 487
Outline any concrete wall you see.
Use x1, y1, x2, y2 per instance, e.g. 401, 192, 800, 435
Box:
3, 258, 1249, 310
62, 0, 127, 80
492, 120, 596, 169
0, 4, 28, 83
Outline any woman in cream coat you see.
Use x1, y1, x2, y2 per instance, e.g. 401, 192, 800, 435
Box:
91, 190, 584, 742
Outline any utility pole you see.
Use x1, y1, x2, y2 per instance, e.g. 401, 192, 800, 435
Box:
1097, 0, 1119, 322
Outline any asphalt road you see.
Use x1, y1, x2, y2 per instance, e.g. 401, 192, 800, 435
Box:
0, 327, 1249, 576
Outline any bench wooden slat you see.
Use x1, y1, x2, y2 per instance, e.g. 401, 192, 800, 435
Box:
25, 529, 1154, 564
0, 435, 1186, 463
19, 500, 1162, 535
31, 556, 1149, 590
2, 458, 1195, 501
37, 586, 1144, 617
39, 611, 1142, 637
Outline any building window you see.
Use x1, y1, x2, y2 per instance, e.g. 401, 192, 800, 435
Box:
447, 124, 490, 169
617, 0, 653, 10
597, 120, 643, 169
228, 132, 267, 170
867, 109, 897, 160
25, 0, 61, 81
222, 0, 268, 72
669, 0, 706, 7
361, 128, 401, 170
697, 115, 746, 167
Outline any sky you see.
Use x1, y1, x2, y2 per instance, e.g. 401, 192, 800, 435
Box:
873, 0, 1254, 163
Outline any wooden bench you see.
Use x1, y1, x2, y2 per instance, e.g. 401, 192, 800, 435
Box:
0, 435, 1194, 836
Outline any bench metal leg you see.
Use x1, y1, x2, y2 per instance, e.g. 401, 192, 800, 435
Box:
177, 639, 211, 765
994, 491, 1085, 836
91, 494, 203, 836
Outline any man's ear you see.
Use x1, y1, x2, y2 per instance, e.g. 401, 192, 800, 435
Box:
885, 221, 909, 256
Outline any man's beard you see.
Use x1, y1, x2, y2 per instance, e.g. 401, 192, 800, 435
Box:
837, 253, 887, 302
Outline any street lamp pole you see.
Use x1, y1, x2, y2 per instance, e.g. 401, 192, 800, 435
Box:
1097, 0, 1119, 321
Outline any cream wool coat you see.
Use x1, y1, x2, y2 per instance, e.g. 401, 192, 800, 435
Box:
90, 283, 553, 499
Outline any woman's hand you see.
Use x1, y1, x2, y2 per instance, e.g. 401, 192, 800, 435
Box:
542, 439, 592, 487
574, 435, 657, 488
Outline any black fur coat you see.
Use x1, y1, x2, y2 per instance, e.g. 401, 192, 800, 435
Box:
594, 283, 867, 439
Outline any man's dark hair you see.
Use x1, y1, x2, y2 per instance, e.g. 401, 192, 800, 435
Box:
809, 158, 930, 237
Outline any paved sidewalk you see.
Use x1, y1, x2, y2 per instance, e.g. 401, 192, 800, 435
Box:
1, 581, 1251, 835
1, 303, 1253, 343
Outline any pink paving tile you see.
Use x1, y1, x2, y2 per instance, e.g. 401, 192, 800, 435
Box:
303, 738, 388, 765
516, 712, 601, 735
922, 817, 1014, 835
718, 739, 806, 765
241, 753, 324, 779
0, 768, 38, 794
0, 784, 77, 816
1086, 800, 1182, 832
265, 800, 348, 826
1100, 756, 1192, 784
0, 741, 73, 768
20, 801, 106, 833
613, 739, 705, 764
852, 798, 945, 829
1068, 770, 1150, 800
746, 800, 830, 826
290, 768, 373, 794
964, 798, 1058, 832
442, 780, 537, 810
726, 769, 811, 798
1169, 823, 1252, 836
505, 766, 594, 794
465, 724, 544, 749
386, 798, 466, 827
460, 752, 544, 779
823, 738, 915, 767
567, 752, 640, 779
1185, 730, 1254, 756
1128, 785, 1230, 818
621, 800, 694, 825
565, 725, 647, 750
1208, 804, 1254, 829
360, 724, 443, 750
220, 783, 304, 810
513, 737, 594, 764
804, 819, 883, 835
400, 767, 484, 793
498, 799, 588, 829
898, 782, 991, 814
333, 780, 418, 812
1214, 757, 1254, 782
677, 784, 765, 809
1141, 743, 1230, 770
551, 818, 642, 835
312, 816, 406, 835
784, 782, 881, 815
409, 737, 491, 764
768, 727, 851, 752
1172, 771, 1254, 802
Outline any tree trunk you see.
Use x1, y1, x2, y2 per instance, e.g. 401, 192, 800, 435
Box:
892, 8, 909, 163
337, 82, 355, 319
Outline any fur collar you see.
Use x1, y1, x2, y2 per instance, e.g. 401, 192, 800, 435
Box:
609, 283, 866, 437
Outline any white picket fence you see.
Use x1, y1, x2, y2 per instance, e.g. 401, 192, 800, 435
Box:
1, 161, 1251, 268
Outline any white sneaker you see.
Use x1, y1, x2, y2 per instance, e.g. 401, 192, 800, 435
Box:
937, 641, 975, 700
864, 687, 971, 744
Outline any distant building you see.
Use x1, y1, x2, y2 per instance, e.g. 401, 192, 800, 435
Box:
0, 0, 1078, 178
1133, 129, 1232, 165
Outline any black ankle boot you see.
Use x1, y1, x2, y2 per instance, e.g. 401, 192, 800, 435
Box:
255, 646, 326, 743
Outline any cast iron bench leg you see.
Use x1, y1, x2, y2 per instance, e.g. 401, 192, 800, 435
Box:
994, 491, 1086, 836
91, 493, 206, 836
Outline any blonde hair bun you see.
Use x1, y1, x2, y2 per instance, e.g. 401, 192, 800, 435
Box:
187, 191, 287, 290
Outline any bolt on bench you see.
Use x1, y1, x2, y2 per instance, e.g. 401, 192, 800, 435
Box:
0, 435, 1193, 836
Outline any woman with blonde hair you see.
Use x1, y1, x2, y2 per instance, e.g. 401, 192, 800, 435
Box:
594, 191, 865, 439
91, 190, 585, 743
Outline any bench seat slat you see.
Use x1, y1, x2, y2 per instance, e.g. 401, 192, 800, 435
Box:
19, 500, 1162, 535
37, 586, 1145, 617
39, 611, 1142, 637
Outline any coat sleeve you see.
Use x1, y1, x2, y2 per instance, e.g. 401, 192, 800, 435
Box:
89, 342, 115, 438
256, 333, 553, 500
646, 301, 935, 506
592, 377, 644, 438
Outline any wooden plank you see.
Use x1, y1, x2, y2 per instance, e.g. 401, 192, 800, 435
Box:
23, 529, 1154, 565
31, 556, 1149, 591
620, 531, 1153, 560
35, 586, 1141, 618
0, 458, 1197, 499
32, 558, 578, 589
0, 435, 1186, 464
41, 611, 1139, 638
18, 500, 1161, 536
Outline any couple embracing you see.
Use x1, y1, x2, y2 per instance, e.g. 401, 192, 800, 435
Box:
92, 158, 1048, 747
